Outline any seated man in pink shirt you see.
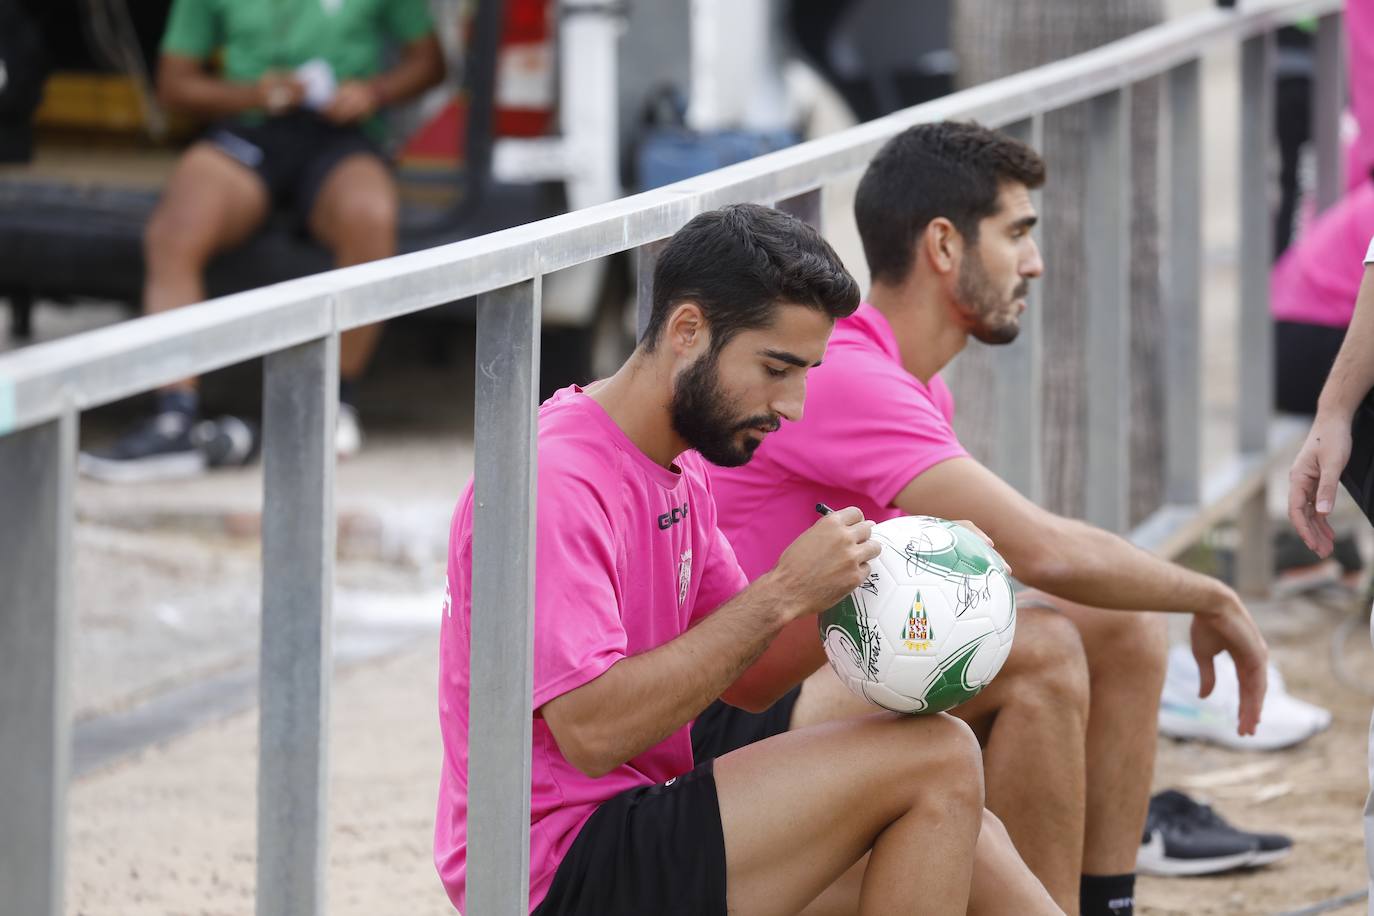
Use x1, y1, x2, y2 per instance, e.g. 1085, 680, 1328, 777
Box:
706, 124, 1270, 916
434, 204, 1061, 915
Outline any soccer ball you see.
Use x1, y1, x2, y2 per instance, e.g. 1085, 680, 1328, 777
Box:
818, 515, 1017, 715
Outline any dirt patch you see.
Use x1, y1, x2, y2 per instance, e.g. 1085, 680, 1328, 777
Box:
1140, 590, 1373, 916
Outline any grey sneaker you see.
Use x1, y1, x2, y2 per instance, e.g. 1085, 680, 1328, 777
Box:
79, 411, 206, 483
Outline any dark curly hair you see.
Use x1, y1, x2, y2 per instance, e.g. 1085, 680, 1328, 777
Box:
640, 203, 860, 353
855, 121, 1046, 286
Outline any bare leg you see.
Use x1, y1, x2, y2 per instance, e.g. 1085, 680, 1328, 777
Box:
791, 605, 1090, 911
307, 153, 398, 381
1029, 593, 1168, 876
799, 812, 1063, 916
715, 712, 989, 916
142, 143, 270, 392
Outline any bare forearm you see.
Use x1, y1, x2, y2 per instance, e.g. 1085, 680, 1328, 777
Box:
158, 71, 262, 118
1017, 517, 1231, 614
544, 578, 789, 776
1317, 265, 1374, 420
368, 37, 445, 107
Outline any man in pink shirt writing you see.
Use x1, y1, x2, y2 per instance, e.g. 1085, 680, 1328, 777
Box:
434, 204, 1060, 915
707, 123, 1270, 916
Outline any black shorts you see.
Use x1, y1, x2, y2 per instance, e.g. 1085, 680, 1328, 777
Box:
1276, 320, 1345, 416
205, 110, 386, 229
533, 688, 802, 916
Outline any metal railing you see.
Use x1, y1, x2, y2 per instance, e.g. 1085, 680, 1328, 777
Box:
0, 1, 1343, 912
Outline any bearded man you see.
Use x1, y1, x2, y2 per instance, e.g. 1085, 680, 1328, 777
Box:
704, 122, 1270, 916
435, 203, 1060, 915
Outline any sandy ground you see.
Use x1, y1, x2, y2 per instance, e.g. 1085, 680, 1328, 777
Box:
61, 582, 1373, 916
1138, 589, 1374, 916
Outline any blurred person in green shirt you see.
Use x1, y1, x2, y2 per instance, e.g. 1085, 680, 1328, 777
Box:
79, 0, 445, 482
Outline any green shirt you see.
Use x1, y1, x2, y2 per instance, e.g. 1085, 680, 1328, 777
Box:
161, 0, 433, 85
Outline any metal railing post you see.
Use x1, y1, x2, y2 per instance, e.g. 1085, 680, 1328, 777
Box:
1165, 60, 1203, 507
1313, 12, 1344, 214
1237, 31, 1276, 595
776, 188, 823, 230
257, 333, 338, 916
467, 278, 541, 916
1083, 88, 1132, 532
994, 115, 1045, 503
636, 240, 668, 341
0, 410, 75, 916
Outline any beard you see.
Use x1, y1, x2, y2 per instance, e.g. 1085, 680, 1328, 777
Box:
670, 349, 780, 467
956, 249, 1029, 346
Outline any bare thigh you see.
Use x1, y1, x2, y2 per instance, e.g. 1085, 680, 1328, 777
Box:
145, 142, 271, 270
714, 712, 984, 916
306, 152, 398, 256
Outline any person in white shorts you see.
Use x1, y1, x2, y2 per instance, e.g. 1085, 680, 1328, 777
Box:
1288, 234, 1374, 913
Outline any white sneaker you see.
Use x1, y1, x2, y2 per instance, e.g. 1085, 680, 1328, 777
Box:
336, 402, 363, 459
1158, 645, 1332, 751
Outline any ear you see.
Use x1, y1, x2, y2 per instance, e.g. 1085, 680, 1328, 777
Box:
665, 301, 709, 356
922, 217, 963, 277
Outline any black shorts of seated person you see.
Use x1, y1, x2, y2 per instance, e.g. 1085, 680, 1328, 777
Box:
530, 759, 726, 916
205, 110, 387, 231
533, 687, 802, 916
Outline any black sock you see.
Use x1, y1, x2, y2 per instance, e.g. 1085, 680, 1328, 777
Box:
156, 389, 199, 419
1080, 873, 1134, 916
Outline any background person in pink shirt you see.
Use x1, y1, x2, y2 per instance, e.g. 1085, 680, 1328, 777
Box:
707, 123, 1270, 916
434, 204, 1060, 915
1271, 0, 1374, 417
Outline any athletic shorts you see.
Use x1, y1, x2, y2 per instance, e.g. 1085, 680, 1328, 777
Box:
532, 688, 802, 916
204, 110, 386, 230
1276, 320, 1345, 416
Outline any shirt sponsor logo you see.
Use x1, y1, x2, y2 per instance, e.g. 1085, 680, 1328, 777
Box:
657, 503, 689, 530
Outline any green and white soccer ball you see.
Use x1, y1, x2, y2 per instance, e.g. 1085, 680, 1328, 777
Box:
819, 515, 1017, 715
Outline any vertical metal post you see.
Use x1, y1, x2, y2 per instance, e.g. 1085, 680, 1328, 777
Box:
257, 333, 338, 916
1165, 61, 1203, 507
636, 239, 668, 341
994, 115, 1045, 502
468, 278, 541, 916
0, 411, 76, 916
1313, 12, 1344, 214
776, 188, 823, 230
1083, 88, 1132, 533
1237, 32, 1276, 595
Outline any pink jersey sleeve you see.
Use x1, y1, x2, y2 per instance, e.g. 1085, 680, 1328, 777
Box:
767, 360, 968, 510
530, 463, 629, 711
692, 524, 750, 623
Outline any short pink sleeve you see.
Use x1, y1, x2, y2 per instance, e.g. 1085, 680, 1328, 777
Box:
769, 359, 968, 509
530, 464, 628, 711
692, 524, 749, 623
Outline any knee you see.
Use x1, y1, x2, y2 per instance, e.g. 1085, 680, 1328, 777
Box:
1088, 611, 1169, 689
330, 191, 397, 244
1010, 608, 1091, 715
899, 713, 985, 810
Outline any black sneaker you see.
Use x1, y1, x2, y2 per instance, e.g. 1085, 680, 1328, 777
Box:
79, 410, 206, 483
1137, 790, 1291, 876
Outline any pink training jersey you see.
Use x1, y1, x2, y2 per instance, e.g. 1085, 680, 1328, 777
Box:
710, 302, 967, 580
434, 385, 749, 913
1272, 180, 1374, 329
1271, 0, 1374, 329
